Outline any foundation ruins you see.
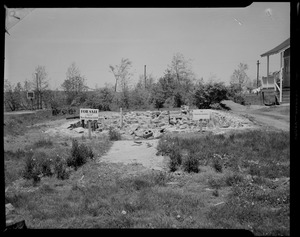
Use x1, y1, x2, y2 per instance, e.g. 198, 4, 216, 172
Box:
67, 108, 255, 139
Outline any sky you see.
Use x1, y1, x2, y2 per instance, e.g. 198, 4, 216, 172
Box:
4, 3, 290, 90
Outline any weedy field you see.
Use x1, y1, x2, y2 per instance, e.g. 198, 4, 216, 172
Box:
4, 110, 289, 235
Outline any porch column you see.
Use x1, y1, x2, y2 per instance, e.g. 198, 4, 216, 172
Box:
279, 52, 283, 102
267, 55, 269, 88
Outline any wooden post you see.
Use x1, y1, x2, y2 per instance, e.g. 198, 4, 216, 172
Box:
279, 52, 283, 103
199, 120, 203, 132
120, 107, 123, 128
256, 60, 260, 88
144, 65, 147, 89
88, 120, 91, 139
267, 55, 269, 89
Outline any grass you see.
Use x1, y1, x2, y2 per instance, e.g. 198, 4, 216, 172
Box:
4, 110, 289, 234
156, 129, 290, 235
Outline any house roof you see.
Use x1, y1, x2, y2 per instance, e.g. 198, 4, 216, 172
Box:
260, 38, 290, 57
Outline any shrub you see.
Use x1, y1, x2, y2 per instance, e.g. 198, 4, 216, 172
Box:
232, 94, 245, 105
182, 152, 200, 173
194, 82, 228, 109
54, 155, 69, 180
22, 151, 53, 182
67, 139, 94, 170
108, 127, 121, 141
22, 152, 40, 181
168, 147, 182, 172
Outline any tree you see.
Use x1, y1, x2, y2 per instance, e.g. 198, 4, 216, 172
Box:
230, 63, 250, 93
150, 83, 165, 109
4, 80, 18, 111
169, 53, 195, 84
109, 58, 133, 109
168, 53, 196, 106
61, 62, 87, 105
32, 65, 49, 109
109, 58, 133, 93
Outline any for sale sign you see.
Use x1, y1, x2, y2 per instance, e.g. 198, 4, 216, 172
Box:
192, 109, 210, 120
80, 108, 99, 121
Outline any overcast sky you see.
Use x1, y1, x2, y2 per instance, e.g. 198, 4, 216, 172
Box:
4, 3, 290, 90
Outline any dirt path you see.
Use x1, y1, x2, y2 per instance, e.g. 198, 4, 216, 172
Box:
221, 100, 290, 131
98, 139, 168, 172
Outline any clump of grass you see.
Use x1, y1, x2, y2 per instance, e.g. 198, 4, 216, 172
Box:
212, 158, 223, 173
33, 138, 53, 148
108, 127, 121, 141
207, 176, 225, 190
225, 173, 244, 186
182, 152, 200, 173
66, 139, 94, 170
212, 189, 219, 197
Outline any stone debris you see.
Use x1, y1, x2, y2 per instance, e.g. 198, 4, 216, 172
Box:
6, 203, 15, 215
66, 109, 255, 139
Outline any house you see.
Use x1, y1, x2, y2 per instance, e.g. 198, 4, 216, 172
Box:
260, 38, 290, 104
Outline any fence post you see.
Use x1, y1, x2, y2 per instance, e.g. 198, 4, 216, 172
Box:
120, 107, 123, 128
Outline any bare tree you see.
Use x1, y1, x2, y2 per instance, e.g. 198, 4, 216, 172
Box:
4, 79, 18, 111
32, 65, 49, 109
169, 52, 195, 84
230, 63, 250, 92
109, 58, 133, 92
61, 62, 87, 105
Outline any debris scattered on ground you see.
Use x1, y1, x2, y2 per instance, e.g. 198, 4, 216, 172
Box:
64, 109, 255, 140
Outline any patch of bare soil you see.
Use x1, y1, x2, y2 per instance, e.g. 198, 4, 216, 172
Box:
98, 139, 169, 173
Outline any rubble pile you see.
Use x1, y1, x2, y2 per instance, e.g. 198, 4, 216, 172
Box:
67, 109, 255, 139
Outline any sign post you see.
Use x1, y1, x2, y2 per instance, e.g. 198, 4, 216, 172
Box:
88, 120, 91, 139
120, 107, 123, 128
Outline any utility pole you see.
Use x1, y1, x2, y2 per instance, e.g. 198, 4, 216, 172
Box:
35, 72, 39, 110
256, 60, 260, 88
144, 65, 146, 89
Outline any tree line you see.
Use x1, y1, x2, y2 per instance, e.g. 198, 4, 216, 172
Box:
4, 53, 260, 112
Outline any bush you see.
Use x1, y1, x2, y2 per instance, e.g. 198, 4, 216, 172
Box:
232, 94, 246, 105
22, 151, 53, 182
108, 127, 121, 141
67, 139, 94, 170
194, 82, 228, 109
22, 152, 40, 182
54, 155, 69, 180
182, 153, 200, 173
168, 147, 182, 172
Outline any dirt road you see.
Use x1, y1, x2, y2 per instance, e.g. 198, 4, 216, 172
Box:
221, 100, 290, 131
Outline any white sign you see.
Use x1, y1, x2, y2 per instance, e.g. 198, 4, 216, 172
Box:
192, 109, 210, 120
80, 108, 99, 121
